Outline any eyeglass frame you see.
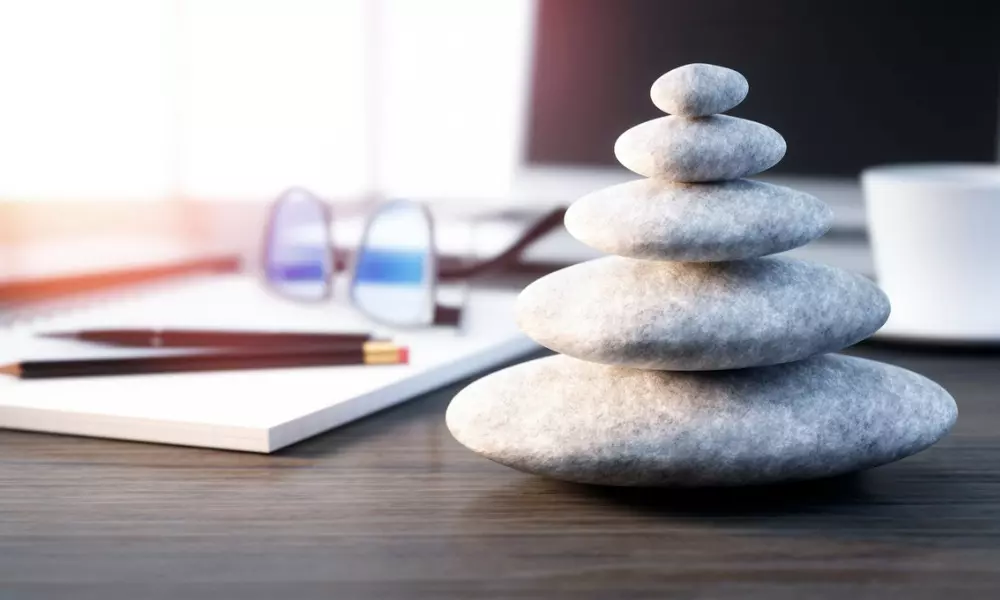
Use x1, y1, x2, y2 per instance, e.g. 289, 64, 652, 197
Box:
261, 187, 567, 327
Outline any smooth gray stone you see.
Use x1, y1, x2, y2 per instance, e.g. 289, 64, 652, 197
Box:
564, 178, 833, 261
614, 115, 786, 182
446, 354, 957, 487
516, 256, 890, 370
651, 63, 749, 116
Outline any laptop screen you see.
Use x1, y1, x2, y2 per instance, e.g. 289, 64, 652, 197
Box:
525, 0, 1000, 177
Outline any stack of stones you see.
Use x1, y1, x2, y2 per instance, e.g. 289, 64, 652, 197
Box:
447, 64, 957, 487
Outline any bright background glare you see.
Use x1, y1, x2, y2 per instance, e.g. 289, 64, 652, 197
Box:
0, 0, 533, 203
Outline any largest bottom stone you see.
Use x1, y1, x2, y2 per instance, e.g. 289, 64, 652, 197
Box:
446, 354, 956, 487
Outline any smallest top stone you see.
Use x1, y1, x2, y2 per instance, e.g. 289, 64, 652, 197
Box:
651, 64, 749, 117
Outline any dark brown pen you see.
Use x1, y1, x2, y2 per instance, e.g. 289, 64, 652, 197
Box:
1, 342, 409, 380
39, 329, 372, 349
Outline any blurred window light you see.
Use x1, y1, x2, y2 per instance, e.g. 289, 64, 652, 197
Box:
377, 0, 533, 200
0, 0, 174, 201
0, 0, 532, 203
176, 0, 369, 201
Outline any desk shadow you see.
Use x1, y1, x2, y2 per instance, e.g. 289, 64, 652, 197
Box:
467, 472, 873, 520
572, 472, 874, 517
462, 459, 999, 549
281, 351, 548, 458
280, 390, 451, 458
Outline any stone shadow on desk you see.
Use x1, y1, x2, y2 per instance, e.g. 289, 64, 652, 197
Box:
465, 471, 873, 521
461, 454, 1000, 549
574, 472, 874, 517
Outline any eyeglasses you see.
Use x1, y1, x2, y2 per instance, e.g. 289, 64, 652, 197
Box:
262, 188, 566, 329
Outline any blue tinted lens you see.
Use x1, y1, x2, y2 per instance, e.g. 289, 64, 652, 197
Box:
264, 188, 331, 300
350, 200, 434, 326
353, 249, 426, 284
266, 260, 328, 282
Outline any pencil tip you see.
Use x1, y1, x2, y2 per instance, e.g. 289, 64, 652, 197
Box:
0, 364, 22, 377
36, 332, 76, 340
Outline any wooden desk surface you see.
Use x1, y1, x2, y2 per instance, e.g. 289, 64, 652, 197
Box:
1, 344, 999, 599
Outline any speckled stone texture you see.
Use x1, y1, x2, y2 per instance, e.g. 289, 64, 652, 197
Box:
446, 354, 957, 487
614, 115, 786, 182
651, 63, 749, 116
565, 178, 832, 261
447, 62, 956, 488
516, 255, 890, 371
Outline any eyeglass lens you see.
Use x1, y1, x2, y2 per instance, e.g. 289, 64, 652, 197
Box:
350, 201, 435, 327
264, 188, 333, 301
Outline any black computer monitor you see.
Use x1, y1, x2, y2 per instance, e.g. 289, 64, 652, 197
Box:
526, 0, 1000, 177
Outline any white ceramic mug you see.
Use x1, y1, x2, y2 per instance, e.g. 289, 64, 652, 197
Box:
862, 163, 1000, 341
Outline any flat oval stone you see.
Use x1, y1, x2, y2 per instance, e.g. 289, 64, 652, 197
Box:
516, 256, 890, 370
651, 63, 749, 116
614, 115, 786, 182
564, 178, 833, 261
446, 354, 957, 487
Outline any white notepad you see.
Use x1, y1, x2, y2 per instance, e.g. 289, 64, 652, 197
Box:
0, 276, 536, 452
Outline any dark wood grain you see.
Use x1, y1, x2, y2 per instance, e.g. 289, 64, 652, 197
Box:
2, 344, 1000, 599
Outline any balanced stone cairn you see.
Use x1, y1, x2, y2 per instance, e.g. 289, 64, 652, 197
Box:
447, 64, 957, 487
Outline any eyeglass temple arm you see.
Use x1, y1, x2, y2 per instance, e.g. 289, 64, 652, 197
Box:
328, 206, 566, 279
437, 206, 567, 282
432, 207, 566, 328
432, 304, 463, 326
